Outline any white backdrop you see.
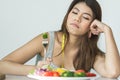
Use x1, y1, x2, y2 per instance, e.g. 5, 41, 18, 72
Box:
0, 0, 120, 65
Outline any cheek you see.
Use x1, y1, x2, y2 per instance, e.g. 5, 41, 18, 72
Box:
83, 21, 91, 27
81, 22, 91, 31
67, 13, 74, 23
66, 18, 71, 27
67, 16, 71, 23
83, 23, 90, 28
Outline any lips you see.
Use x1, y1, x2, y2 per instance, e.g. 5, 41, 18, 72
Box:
70, 23, 79, 28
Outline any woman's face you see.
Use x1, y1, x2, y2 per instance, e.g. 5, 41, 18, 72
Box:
66, 2, 94, 36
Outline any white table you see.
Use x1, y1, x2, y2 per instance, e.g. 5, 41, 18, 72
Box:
4, 75, 119, 80
4, 75, 36, 80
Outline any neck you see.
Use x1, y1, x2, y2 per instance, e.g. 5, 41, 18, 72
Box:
67, 34, 81, 47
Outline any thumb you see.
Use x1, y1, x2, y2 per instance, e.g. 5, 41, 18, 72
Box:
88, 31, 92, 38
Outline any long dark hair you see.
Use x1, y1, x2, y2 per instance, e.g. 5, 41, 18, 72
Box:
59, 0, 103, 72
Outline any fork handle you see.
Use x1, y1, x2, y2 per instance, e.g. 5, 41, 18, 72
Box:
43, 47, 47, 61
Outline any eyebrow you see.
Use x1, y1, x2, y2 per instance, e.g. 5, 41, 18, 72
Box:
73, 7, 92, 17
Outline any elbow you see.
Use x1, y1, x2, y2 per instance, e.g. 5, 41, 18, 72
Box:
107, 73, 119, 79
103, 70, 120, 78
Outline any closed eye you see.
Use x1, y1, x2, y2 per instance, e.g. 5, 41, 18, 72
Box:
72, 11, 78, 14
83, 17, 90, 20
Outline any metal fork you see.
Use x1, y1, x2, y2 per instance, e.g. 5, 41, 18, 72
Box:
42, 39, 48, 61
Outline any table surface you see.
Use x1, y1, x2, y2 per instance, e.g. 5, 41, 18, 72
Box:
3, 75, 120, 80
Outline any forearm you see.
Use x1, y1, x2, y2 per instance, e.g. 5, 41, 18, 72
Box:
104, 27, 120, 74
0, 60, 36, 75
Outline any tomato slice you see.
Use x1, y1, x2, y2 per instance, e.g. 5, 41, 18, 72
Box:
52, 71, 60, 77
42, 71, 60, 77
86, 72, 96, 77
75, 69, 85, 73
42, 71, 53, 76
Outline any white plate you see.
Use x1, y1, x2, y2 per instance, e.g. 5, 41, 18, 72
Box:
27, 74, 97, 80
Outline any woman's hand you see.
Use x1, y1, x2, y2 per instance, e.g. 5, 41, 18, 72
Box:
36, 58, 52, 69
89, 19, 110, 37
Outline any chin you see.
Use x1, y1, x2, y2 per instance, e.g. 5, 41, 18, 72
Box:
68, 30, 80, 36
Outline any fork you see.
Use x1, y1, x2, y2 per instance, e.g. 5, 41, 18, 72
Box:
42, 38, 48, 61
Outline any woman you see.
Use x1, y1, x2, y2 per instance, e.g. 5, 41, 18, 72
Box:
0, 0, 120, 78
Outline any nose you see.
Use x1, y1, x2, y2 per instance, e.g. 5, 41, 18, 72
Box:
74, 15, 81, 23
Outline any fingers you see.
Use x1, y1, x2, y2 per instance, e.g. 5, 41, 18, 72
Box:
90, 19, 104, 36
91, 28, 101, 35
37, 57, 52, 69
46, 57, 52, 62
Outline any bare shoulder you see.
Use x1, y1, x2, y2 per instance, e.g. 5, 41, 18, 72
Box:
55, 31, 63, 43
55, 31, 63, 38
